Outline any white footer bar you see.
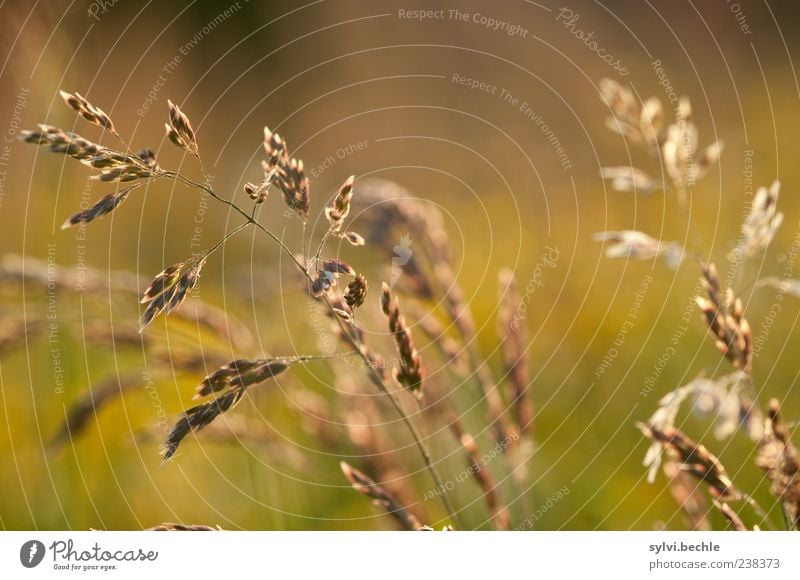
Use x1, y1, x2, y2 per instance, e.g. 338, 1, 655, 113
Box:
1, 531, 797, 579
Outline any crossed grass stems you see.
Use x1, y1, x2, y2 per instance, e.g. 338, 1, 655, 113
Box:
20, 90, 540, 530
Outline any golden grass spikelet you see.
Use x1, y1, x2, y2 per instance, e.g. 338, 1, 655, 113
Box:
61, 183, 139, 229
756, 399, 800, 529
497, 268, 533, 435
140, 257, 207, 331
325, 175, 355, 230
344, 274, 368, 310
339, 461, 422, 531
161, 383, 247, 462
343, 231, 365, 246
276, 157, 310, 221
696, 263, 752, 372
161, 356, 316, 461
637, 423, 739, 500
599, 166, 657, 193
59, 90, 119, 137
20, 125, 157, 183
449, 417, 510, 530
380, 282, 424, 397
194, 358, 292, 398
262, 126, 288, 173
740, 181, 783, 257
594, 230, 683, 268
165, 99, 199, 157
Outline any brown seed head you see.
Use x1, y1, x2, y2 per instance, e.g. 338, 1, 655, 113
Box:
344, 274, 368, 309
165, 99, 199, 157
380, 282, 424, 396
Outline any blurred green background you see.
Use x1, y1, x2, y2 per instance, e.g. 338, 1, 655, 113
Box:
1, 0, 799, 530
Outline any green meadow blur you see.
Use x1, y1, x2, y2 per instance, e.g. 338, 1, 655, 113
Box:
1, 0, 799, 530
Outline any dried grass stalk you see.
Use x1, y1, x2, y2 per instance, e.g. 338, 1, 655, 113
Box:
140, 257, 207, 331
262, 126, 288, 176
50, 372, 144, 449
161, 384, 247, 461
20, 125, 155, 182
61, 183, 143, 229
712, 500, 747, 531
450, 418, 510, 530
594, 230, 683, 268
740, 181, 783, 257
343, 231, 365, 246
637, 423, 739, 500
696, 263, 752, 372
381, 282, 424, 397
354, 179, 512, 448
662, 460, 711, 531
344, 274, 367, 310
195, 358, 292, 398
162, 356, 301, 461
257, 126, 311, 219
276, 157, 310, 221
325, 175, 355, 231
322, 258, 355, 276
757, 277, 800, 297
599, 78, 722, 199
406, 304, 465, 372
756, 399, 800, 529
600, 166, 657, 193
0, 315, 40, 356
497, 269, 532, 435
59, 90, 119, 137
165, 100, 199, 157
147, 523, 220, 531
340, 461, 423, 531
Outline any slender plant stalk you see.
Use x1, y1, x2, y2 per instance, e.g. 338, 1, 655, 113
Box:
167, 169, 461, 528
